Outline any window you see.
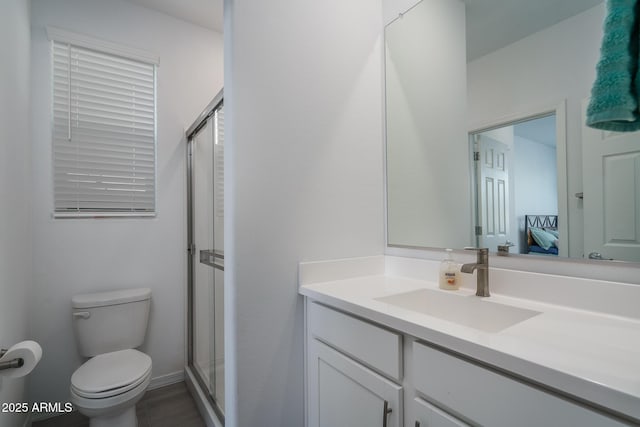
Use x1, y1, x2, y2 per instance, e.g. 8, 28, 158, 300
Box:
51, 32, 157, 217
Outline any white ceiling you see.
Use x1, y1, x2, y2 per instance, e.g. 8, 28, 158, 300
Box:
122, 1, 603, 60
124, 0, 223, 32
466, 0, 603, 61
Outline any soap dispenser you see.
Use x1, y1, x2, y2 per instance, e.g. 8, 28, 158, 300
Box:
439, 249, 460, 290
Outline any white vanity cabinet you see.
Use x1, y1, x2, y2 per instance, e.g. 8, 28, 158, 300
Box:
304, 298, 632, 427
306, 302, 403, 427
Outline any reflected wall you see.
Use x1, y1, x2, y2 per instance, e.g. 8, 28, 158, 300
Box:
385, 0, 471, 248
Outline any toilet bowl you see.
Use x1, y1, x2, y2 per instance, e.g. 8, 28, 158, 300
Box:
70, 288, 152, 427
70, 349, 152, 427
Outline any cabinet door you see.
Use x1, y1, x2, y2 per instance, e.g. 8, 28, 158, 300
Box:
308, 339, 402, 427
413, 397, 469, 427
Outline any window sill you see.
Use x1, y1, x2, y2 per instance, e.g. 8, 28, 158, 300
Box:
53, 212, 156, 219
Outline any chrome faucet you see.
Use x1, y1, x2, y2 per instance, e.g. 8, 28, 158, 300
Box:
497, 240, 514, 256
461, 247, 490, 297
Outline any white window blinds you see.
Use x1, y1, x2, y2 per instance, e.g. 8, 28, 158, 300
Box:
52, 40, 156, 216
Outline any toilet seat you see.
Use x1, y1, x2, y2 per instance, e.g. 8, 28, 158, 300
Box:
70, 373, 151, 418
71, 349, 152, 399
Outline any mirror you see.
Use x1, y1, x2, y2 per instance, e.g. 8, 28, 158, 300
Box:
385, 0, 471, 250
385, 0, 640, 263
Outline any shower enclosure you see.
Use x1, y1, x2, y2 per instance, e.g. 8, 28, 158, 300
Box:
186, 89, 225, 424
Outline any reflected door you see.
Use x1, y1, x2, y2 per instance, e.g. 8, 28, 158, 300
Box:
583, 102, 640, 262
476, 135, 512, 251
188, 102, 225, 418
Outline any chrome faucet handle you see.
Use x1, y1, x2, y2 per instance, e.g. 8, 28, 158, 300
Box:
464, 247, 489, 262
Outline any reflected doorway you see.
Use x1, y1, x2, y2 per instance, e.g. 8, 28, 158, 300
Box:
471, 113, 560, 256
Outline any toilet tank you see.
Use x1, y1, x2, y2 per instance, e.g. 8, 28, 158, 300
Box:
72, 288, 151, 357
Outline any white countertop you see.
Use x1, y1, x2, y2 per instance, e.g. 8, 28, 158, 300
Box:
299, 256, 640, 422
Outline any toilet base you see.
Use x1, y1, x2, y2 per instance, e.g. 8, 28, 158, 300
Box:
89, 405, 137, 427
71, 360, 150, 427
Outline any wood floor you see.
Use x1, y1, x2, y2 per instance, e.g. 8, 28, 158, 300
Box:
33, 382, 206, 427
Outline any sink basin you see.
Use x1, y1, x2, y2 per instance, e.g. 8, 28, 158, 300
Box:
375, 289, 540, 333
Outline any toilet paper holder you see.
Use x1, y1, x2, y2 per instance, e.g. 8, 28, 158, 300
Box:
0, 348, 24, 371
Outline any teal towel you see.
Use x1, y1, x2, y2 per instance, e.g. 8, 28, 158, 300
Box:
586, 0, 640, 132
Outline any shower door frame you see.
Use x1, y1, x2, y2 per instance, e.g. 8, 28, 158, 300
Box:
186, 88, 224, 424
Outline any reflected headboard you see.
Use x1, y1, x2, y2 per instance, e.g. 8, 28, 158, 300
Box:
524, 215, 558, 255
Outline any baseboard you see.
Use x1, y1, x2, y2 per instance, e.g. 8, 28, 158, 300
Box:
185, 366, 223, 427
148, 370, 184, 390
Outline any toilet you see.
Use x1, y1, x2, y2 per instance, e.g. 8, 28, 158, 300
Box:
70, 288, 152, 427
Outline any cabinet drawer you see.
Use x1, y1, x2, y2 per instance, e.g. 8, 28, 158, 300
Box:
308, 302, 402, 381
412, 341, 626, 427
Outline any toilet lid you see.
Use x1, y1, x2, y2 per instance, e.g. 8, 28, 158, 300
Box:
71, 349, 152, 398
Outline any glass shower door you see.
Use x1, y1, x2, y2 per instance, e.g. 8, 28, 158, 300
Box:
188, 98, 224, 420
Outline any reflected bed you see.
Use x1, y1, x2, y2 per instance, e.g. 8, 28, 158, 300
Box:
525, 215, 559, 256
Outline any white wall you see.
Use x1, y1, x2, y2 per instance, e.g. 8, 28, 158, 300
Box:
29, 0, 223, 406
224, 0, 384, 424
0, 1, 32, 426
468, 4, 604, 257
382, 0, 422, 26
